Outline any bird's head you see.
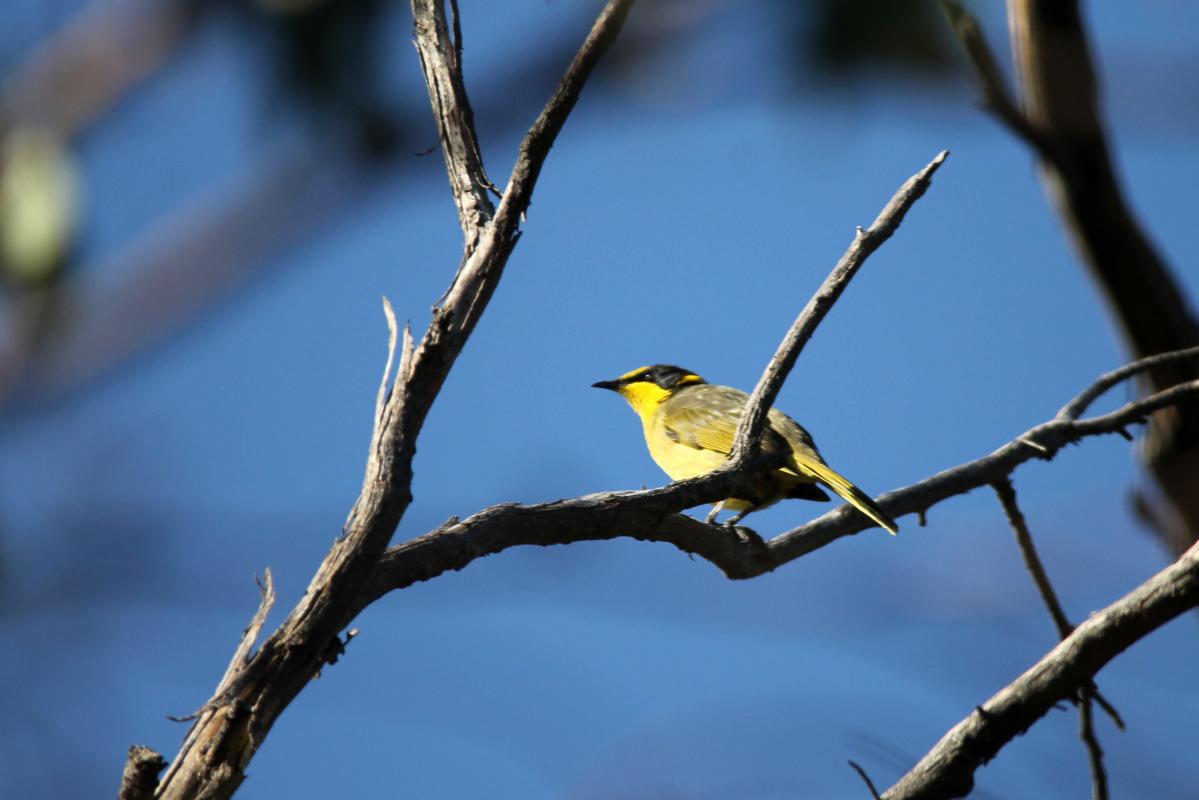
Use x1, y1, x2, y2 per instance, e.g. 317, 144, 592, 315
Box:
592, 364, 706, 416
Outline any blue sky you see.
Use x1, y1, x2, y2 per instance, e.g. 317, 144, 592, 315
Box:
2, 1, 1198, 797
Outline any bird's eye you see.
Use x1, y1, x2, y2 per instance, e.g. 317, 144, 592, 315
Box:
642, 373, 653, 382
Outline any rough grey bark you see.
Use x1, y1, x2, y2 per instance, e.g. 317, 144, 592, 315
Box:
882, 535, 1199, 799
138, 3, 640, 798
120, 4, 1199, 798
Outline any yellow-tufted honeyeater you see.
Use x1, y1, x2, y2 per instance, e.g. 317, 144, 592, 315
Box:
593, 364, 897, 533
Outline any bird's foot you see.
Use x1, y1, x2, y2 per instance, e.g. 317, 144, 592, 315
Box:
728, 524, 764, 547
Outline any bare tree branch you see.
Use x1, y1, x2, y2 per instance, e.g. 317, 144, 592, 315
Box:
1058, 344, 1199, 421
882, 534, 1199, 799
213, 570, 277, 706
993, 474, 1124, 722
121, 3, 1195, 796
993, 478, 1074, 638
1078, 694, 1109, 800
731, 151, 948, 464
361, 364, 1199, 607
492, 0, 636, 230
993, 478, 1112, 799
849, 760, 884, 800
144, 3, 638, 798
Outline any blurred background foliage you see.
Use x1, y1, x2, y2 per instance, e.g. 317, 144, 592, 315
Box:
1, 1, 1197, 797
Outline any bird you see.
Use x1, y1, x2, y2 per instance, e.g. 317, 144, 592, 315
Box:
592, 364, 897, 534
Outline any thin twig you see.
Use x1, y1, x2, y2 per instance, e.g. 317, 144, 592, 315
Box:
157, 570, 276, 787
1057, 344, 1199, 421
217, 569, 276, 696
490, 0, 638, 233
880, 536, 1199, 800
993, 477, 1072, 637
1078, 695, 1109, 800
849, 760, 883, 800
991, 477, 1124, 731
732, 151, 948, 463
992, 477, 1113, 796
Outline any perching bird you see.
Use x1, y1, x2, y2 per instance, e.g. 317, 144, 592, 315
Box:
593, 364, 897, 534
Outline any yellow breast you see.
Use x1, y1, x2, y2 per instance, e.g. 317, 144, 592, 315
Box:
642, 408, 728, 480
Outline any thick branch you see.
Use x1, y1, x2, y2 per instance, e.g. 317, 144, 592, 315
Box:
881, 535, 1199, 799
945, 0, 1199, 551
362, 367, 1199, 606
944, 0, 1199, 552
146, 4, 636, 798
431, 0, 638, 334
1006, 0, 1199, 410
731, 151, 947, 463
949, 0, 1199, 399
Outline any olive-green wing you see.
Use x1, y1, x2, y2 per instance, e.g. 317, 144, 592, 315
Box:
659, 386, 791, 461
661, 386, 898, 534
769, 409, 899, 534
766, 408, 823, 470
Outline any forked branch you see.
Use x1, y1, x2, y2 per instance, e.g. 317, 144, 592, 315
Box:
124, 2, 1196, 798
137, 3, 638, 798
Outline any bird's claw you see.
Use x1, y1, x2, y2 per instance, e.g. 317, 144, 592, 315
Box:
729, 525, 764, 547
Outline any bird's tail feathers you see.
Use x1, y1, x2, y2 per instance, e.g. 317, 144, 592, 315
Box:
803, 460, 898, 535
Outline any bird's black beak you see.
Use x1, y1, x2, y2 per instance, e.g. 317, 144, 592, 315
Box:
591, 379, 621, 391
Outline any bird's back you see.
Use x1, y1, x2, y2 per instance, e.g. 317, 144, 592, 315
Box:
647, 383, 826, 480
